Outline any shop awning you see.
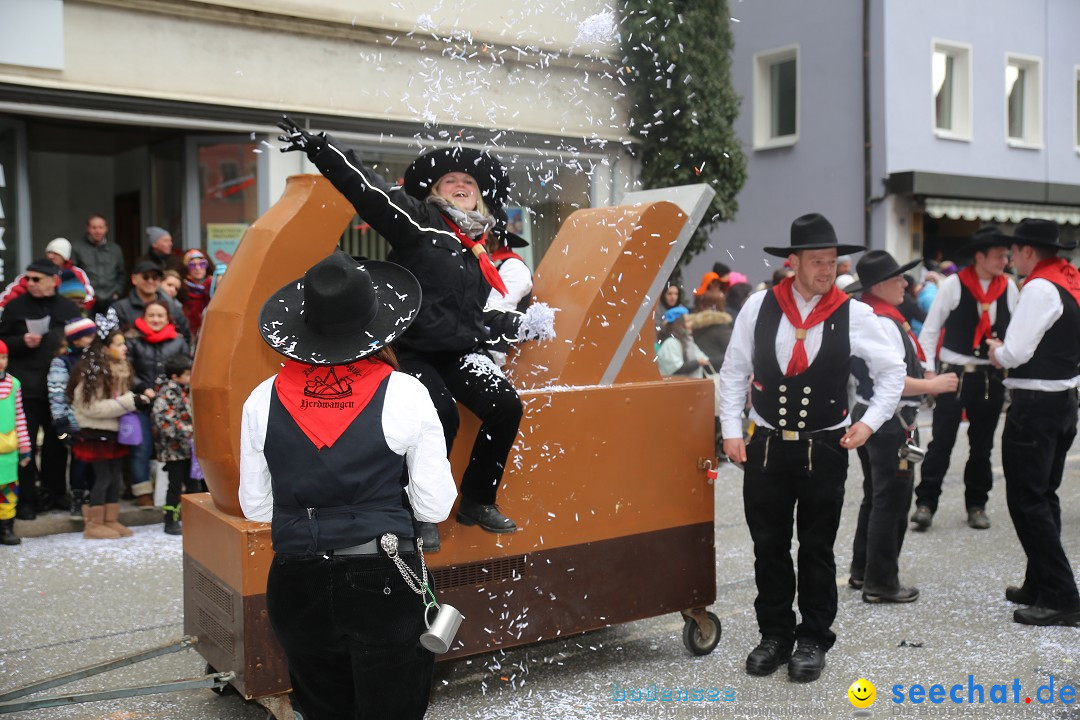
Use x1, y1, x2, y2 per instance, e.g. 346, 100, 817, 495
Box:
925, 197, 1080, 226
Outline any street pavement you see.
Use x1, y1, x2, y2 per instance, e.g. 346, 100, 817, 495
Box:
1, 409, 1079, 720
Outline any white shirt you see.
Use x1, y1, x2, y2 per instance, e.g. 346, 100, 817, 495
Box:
486, 257, 533, 312
718, 287, 906, 439
239, 371, 458, 524
992, 278, 1080, 391
917, 273, 1019, 373
854, 316, 921, 409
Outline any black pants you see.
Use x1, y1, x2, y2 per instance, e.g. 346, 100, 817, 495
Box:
398, 349, 522, 505
18, 398, 68, 509
266, 552, 434, 720
89, 458, 123, 506
164, 459, 201, 508
1001, 389, 1080, 611
916, 368, 1004, 512
743, 428, 848, 649
851, 421, 916, 593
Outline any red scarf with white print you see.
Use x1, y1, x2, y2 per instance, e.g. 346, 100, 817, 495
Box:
1024, 258, 1080, 306
956, 266, 1008, 350
771, 276, 849, 376
441, 214, 507, 297
860, 291, 926, 362
273, 359, 392, 450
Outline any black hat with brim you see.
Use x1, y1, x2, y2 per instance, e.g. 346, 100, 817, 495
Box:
1011, 217, 1075, 250
403, 147, 510, 207
960, 225, 1011, 255
763, 213, 866, 257
844, 250, 922, 295
258, 251, 421, 366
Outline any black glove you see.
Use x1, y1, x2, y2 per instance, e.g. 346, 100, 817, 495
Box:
54, 420, 77, 447
277, 115, 326, 159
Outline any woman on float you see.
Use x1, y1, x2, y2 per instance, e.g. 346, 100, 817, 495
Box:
277, 117, 523, 551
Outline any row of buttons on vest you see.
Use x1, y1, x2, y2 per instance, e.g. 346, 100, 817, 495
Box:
777, 385, 813, 428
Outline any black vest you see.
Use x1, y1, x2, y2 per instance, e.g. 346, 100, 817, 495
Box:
852, 316, 924, 401
264, 375, 414, 554
751, 292, 852, 432
942, 281, 1010, 359
1010, 283, 1080, 381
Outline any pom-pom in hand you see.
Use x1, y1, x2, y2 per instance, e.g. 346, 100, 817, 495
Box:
516, 302, 558, 342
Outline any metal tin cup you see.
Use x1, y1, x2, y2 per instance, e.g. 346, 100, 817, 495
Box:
898, 442, 926, 464
419, 602, 463, 654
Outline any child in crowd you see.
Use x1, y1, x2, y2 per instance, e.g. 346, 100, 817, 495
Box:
126, 300, 189, 507
69, 330, 153, 540
152, 355, 197, 535
160, 269, 182, 300
0, 340, 32, 545
48, 318, 99, 520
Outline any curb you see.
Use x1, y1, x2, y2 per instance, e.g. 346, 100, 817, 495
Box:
12, 502, 166, 538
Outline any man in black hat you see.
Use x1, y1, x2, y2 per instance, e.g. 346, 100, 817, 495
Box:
845, 251, 959, 604
986, 218, 1080, 627
0, 259, 83, 516
718, 213, 906, 682
914, 226, 1018, 531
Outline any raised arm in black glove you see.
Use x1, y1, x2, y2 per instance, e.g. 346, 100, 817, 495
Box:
277, 115, 327, 159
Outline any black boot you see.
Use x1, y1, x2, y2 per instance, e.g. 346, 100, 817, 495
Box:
416, 521, 441, 552
70, 489, 88, 521
456, 497, 516, 533
0, 518, 21, 545
163, 505, 182, 536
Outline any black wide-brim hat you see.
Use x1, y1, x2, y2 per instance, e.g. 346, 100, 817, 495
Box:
960, 225, 1011, 255
1011, 217, 1075, 250
844, 250, 922, 295
764, 213, 866, 257
403, 147, 510, 207
490, 205, 528, 248
259, 250, 421, 366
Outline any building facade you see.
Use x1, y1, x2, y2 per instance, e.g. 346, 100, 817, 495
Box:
687, 0, 1080, 288
0, 0, 634, 282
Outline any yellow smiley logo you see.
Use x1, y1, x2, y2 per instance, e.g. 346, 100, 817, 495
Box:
848, 678, 876, 708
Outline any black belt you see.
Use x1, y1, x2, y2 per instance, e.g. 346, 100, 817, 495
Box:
1010, 387, 1078, 400
940, 362, 1000, 376
327, 537, 416, 556
754, 426, 846, 442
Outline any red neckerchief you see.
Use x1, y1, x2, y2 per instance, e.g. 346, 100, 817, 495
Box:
860, 292, 926, 362
440, 214, 507, 297
1024, 258, 1080, 306
490, 246, 524, 264
956, 266, 1008, 350
772, 276, 849, 376
274, 359, 393, 450
134, 317, 178, 343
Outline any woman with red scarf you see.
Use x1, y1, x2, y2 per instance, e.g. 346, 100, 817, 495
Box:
845, 251, 959, 604
277, 117, 522, 552
126, 300, 189, 504
240, 251, 456, 719
179, 249, 213, 343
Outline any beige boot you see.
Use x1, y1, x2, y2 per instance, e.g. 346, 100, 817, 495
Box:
84, 505, 120, 540
104, 503, 133, 537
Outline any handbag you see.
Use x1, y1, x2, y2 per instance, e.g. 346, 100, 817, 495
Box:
0, 429, 17, 455
189, 440, 204, 480
116, 407, 143, 446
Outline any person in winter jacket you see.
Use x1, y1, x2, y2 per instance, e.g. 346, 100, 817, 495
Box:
0, 340, 33, 545
134, 226, 184, 275
278, 116, 521, 552
71, 215, 126, 311
112, 261, 191, 343
68, 330, 153, 539
48, 317, 99, 521
178, 249, 213, 344
152, 354, 197, 535
0, 238, 96, 312
0, 259, 83, 518
126, 300, 190, 506
657, 306, 710, 378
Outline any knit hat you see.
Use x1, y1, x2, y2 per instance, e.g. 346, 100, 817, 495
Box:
26, 258, 60, 276
65, 317, 98, 342
663, 306, 690, 324
146, 226, 170, 247
183, 249, 207, 265
45, 238, 72, 262
0, 340, 7, 355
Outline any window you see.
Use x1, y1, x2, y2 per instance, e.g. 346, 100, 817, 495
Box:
753, 45, 799, 149
932, 40, 972, 140
1005, 54, 1042, 147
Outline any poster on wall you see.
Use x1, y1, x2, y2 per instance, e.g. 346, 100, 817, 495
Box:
503, 206, 534, 268
206, 223, 249, 266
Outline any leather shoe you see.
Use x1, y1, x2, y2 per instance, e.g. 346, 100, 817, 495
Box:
788, 639, 827, 682
863, 586, 920, 604
848, 577, 864, 590
1005, 585, 1037, 605
456, 498, 516, 533
910, 505, 933, 530
745, 636, 792, 676
416, 521, 441, 552
1013, 606, 1080, 627
967, 507, 990, 529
